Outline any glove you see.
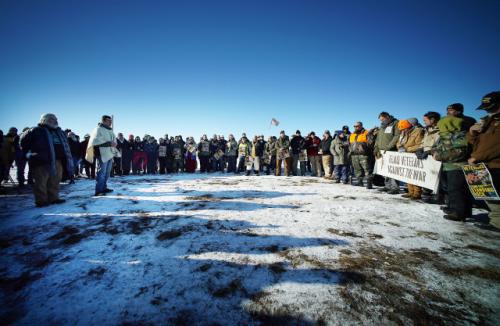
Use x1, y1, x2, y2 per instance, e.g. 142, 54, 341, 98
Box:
415, 150, 429, 160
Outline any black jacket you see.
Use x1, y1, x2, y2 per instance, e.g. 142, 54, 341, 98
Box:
20, 124, 68, 168
320, 136, 333, 155
68, 138, 80, 159
253, 140, 265, 157
290, 135, 305, 155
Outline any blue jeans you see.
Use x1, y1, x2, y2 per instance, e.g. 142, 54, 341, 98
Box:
334, 164, 348, 182
96, 157, 113, 194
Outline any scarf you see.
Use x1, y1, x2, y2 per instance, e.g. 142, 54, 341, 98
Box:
43, 126, 74, 176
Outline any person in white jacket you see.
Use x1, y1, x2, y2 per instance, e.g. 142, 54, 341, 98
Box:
85, 115, 117, 196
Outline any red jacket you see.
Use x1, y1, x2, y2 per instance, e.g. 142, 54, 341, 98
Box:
305, 136, 321, 156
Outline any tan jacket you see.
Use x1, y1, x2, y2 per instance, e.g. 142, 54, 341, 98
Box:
422, 125, 440, 152
397, 127, 424, 153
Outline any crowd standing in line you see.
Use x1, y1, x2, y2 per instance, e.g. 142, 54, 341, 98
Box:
1, 91, 499, 230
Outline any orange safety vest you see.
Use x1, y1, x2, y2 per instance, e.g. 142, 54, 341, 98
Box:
349, 130, 368, 143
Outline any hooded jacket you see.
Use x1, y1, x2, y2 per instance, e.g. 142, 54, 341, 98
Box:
397, 127, 424, 153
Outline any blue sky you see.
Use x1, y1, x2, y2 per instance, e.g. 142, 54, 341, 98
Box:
1, 0, 499, 139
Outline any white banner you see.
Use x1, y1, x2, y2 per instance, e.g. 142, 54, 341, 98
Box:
374, 151, 442, 192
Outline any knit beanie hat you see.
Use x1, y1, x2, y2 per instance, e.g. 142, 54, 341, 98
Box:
407, 117, 418, 126
397, 120, 412, 131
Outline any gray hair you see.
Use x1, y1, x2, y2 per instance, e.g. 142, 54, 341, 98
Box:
40, 113, 58, 128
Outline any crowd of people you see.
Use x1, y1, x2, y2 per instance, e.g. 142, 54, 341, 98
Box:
1, 91, 499, 230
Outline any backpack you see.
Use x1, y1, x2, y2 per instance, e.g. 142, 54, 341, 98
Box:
432, 131, 469, 163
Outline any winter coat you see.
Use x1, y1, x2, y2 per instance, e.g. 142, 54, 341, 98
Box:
238, 142, 250, 157
218, 139, 227, 153
85, 124, 117, 163
264, 140, 276, 157
20, 124, 74, 176
305, 136, 321, 156
290, 135, 305, 155
133, 140, 145, 152
422, 125, 440, 152
209, 140, 219, 155
374, 118, 400, 153
397, 127, 424, 153
459, 114, 477, 132
331, 136, 350, 165
348, 130, 370, 156
432, 116, 470, 171
252, 140, 265, 157
320, 136, 333, 155
0, 133, 16, 164
467, 113, 500, 169
144, 141, 159, 154
80, 139, 90, 159
276, 136, 290, 150
158, 142, 168, 158
226, 140, 238, 156
171, 142, 183, 159
198, 140, 211, 157
117, 138, 132, 159
68, 137, 81, 159
178, 139, 186, 155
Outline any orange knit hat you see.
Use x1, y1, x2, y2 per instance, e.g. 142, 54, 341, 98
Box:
397, 119, 412, 130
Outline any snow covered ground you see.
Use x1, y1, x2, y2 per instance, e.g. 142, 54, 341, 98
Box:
1, 174, 499, 325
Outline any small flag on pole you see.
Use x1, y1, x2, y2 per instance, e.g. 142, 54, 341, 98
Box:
270, 118, 280, 126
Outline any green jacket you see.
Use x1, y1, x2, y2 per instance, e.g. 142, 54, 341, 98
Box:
225, 140, 238, 156
374, 119, 400, 153
276, 136, 290, 150
433, 131, 470, 171
331, 136, 350, 165
265, 140, 276, 156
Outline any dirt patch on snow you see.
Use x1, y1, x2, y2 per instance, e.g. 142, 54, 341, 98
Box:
337, 243, 496, 324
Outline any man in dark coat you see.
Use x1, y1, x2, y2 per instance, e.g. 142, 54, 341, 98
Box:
0, 127, 17, 182
15, 128, 31, 186
116, 133, 132, 175
80, 134, 95, 178
446, 103, 477, 132
20, 113, 73, 207
158, 138, 168, 174
319, 130, 333, 178
290, 130, 306, 176
67, 132, 80, 179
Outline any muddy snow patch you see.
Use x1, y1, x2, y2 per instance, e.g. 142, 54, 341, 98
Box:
0, 173, 498, 324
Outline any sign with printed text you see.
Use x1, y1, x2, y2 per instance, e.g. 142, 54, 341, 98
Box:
463, 163, 500, 201
374, 151, 442, 192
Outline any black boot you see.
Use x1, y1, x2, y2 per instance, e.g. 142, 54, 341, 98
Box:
443, 213, 465, 222
366, 179, 373, 189
245, 170, 251, 176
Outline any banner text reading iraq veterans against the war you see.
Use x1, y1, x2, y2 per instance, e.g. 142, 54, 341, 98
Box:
374, 151, 442, 192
